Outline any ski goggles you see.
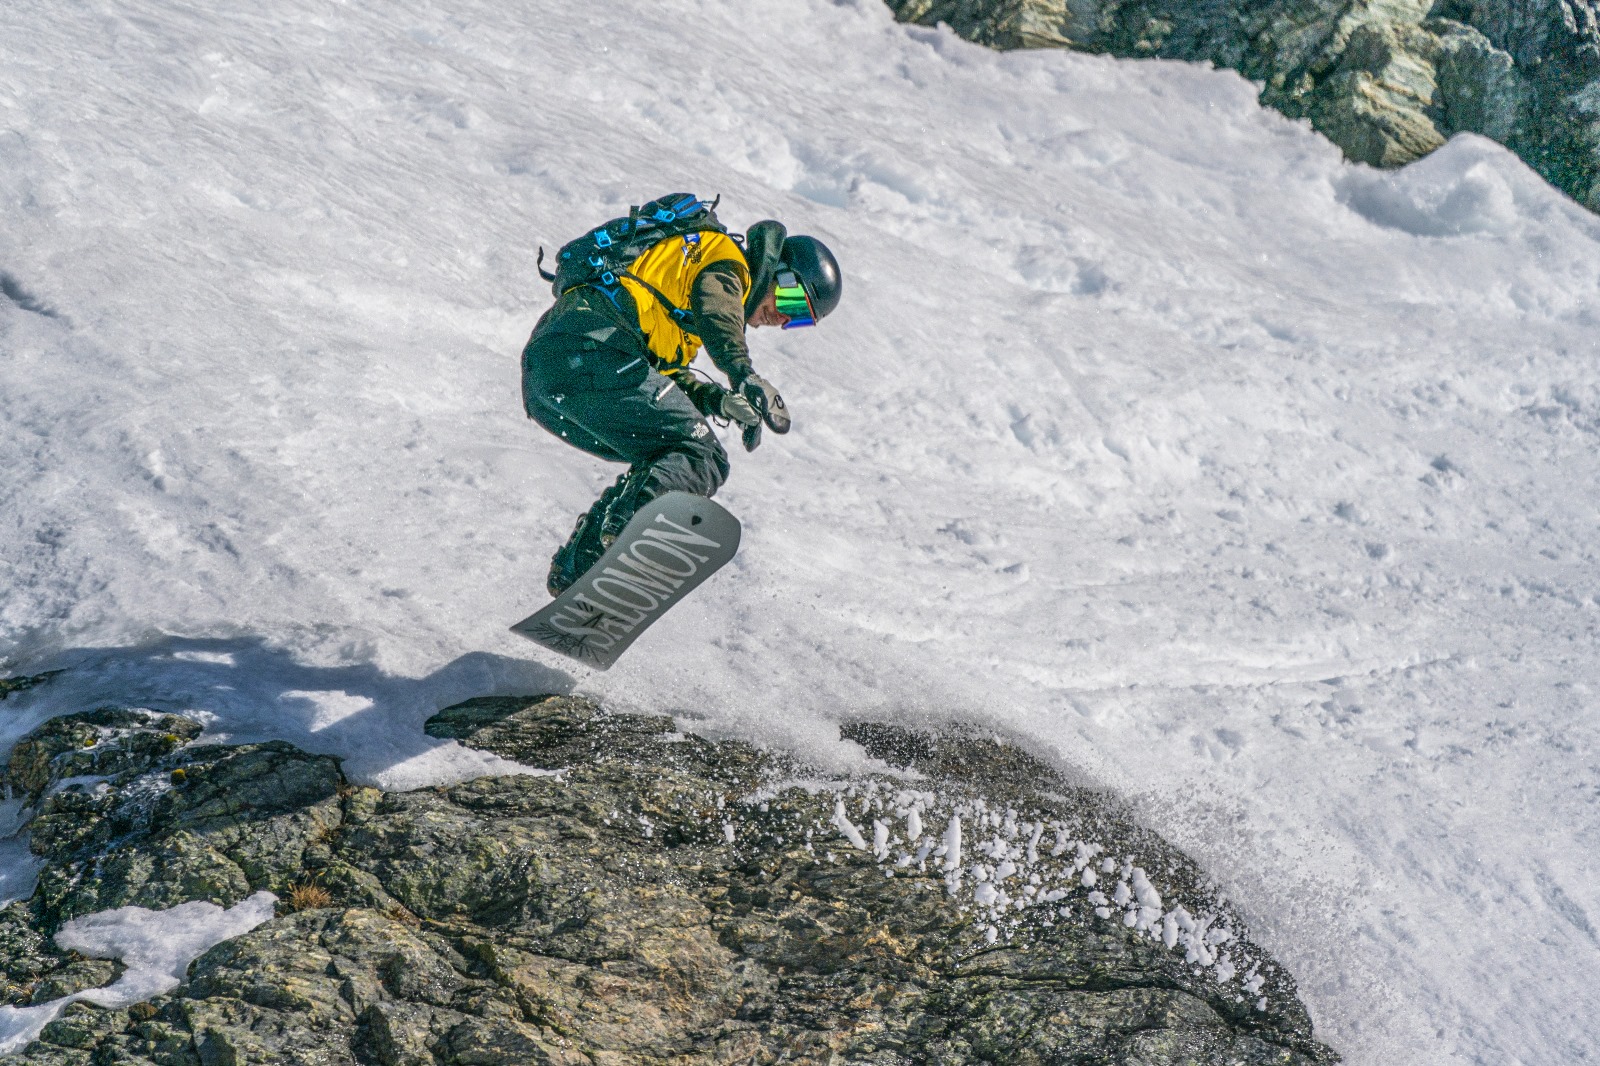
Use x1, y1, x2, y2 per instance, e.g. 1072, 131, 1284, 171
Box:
773, 269, 816, 330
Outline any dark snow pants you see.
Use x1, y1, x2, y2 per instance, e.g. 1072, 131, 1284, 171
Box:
521, 289, 729, 562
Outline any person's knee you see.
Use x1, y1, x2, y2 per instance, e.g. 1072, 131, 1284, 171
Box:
647, 436, 728, 498
674, 435, 730, 496
693, 435, 731, 495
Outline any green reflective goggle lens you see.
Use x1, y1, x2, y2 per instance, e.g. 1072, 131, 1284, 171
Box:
773, 269, 816, 330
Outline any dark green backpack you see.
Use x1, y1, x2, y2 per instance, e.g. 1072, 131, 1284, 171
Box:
538, 193, 727, 322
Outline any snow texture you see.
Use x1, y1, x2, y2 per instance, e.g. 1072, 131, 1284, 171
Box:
0, 893, 277, 1054
1, 0, 1598, 1063
0, 800, 39, 910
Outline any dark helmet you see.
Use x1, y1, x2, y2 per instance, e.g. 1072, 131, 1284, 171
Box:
779, 235, 842, 321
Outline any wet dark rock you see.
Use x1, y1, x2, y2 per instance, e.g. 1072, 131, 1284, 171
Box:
0, 672, 60, 702
0, 905, 124, 1009
21, 729, 343, 926
8, 695, 1339, 1064
4, 707, 201, 806
885, 0, 1600, 211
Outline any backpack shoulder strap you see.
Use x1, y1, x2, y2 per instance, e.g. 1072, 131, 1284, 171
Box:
619, 266, 694, 325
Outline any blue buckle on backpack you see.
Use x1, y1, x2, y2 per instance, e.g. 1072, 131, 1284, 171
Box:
594, 230, 614, 248
653, 208, 676, 223
600, 271, 617, 286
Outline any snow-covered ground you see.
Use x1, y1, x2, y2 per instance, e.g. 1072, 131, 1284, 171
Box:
2, 0, 1598, 1062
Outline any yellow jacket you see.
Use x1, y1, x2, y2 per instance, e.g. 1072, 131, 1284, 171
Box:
620, 231, 750, 370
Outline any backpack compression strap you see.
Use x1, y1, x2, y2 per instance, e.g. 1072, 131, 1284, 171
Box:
618, 267, 694, 326
531, 255, 693, 324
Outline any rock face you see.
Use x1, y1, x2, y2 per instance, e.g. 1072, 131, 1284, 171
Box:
885, 0, 1600, 210
0, 673, 59, 702
5, 696, 1338, 1064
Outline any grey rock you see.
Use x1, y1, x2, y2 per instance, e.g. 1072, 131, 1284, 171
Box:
1449, 0, 1600, 67
4, 706, 201, 806
0, 671, 60, 702
885, 0, 1600, 211
0, 902, 125, 1008
10, 696, 1338, 1064
26, 734, 343, 926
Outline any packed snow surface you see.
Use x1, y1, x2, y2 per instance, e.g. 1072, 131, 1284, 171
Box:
2, 0, 1598, 1063
0, 893, 277, 1053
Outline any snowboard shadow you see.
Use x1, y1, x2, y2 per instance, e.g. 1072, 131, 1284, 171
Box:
1, 636, 574, 789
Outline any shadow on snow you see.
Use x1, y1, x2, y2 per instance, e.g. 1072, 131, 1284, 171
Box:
0, 636, 574, 789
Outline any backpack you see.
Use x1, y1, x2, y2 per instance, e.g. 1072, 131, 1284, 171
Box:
538, 193, 729, 324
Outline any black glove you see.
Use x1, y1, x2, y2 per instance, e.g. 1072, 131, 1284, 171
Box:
738, 373, 790, 434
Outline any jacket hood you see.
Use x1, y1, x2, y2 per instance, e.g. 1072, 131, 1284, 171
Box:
740, 219, 787, 319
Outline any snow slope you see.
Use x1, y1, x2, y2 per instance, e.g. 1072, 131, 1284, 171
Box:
3, 0, 1599, 1062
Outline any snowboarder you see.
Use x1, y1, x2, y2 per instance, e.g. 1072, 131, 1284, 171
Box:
521, 195, 842, 595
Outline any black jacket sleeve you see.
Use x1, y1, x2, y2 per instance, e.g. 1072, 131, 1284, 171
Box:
690, 261, 754, 387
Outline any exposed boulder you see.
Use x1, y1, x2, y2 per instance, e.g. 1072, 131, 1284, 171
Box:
1, 706, 343, 1022
885, 0, 1600, 210
6, 695, 1338, 1064
0, 672, 60, 702
5, 707, 201, 807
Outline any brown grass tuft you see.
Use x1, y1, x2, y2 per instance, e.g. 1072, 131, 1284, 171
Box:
287, 882, 334, 911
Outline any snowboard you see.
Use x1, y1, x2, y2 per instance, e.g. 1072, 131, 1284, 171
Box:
510, 491, 741, 670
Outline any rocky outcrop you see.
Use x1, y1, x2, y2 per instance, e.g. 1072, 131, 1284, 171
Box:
0, 673, 59, 702
885, 0, 1600, 211
4, 696, 1338, 1064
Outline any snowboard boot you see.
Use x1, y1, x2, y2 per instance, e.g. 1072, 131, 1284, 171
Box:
547, 515, 600, 596
547, 492, 616, 596
598, 464, 654, 549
